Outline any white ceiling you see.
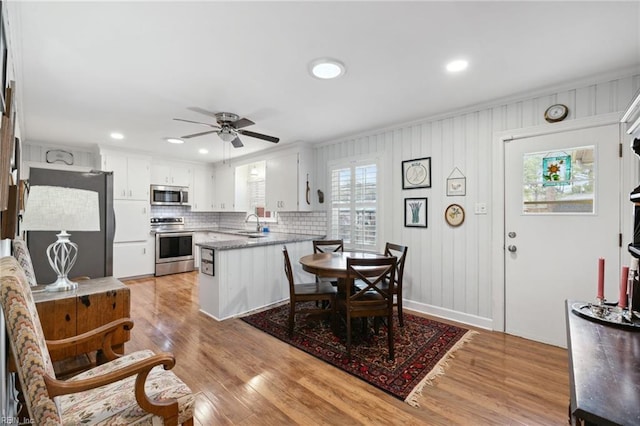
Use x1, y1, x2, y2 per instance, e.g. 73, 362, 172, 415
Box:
12, 1, 640, 164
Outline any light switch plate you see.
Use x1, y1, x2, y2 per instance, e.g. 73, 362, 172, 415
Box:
475, 203, 487, 214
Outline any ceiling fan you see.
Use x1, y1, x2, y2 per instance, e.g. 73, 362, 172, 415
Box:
173, 110, 279, 148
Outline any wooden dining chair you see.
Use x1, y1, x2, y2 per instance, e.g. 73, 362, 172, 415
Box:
338, 256, 397, 361
312, 239, 344, 286
312, 239, 344, 254
283, 246, 337, 337
380, 243, 408, 326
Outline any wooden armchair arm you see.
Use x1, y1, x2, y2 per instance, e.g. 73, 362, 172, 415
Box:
44, 353, 179, 423
46, 318, 134, 362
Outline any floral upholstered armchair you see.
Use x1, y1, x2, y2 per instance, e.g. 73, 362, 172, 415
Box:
0, 256, 196, 425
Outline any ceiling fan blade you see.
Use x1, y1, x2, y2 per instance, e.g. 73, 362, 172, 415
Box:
186, 107, 218, 118
237, 129, 279, 143
181, 130, 219, 139
173, 118, 220, 128
230, 136, 244, 148
231, 117, 255, 129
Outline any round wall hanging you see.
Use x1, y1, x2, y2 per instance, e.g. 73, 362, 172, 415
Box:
544, 104, 569, 123
445, 204, 465, 227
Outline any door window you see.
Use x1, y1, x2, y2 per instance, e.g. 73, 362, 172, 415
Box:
521, 145, 595, 214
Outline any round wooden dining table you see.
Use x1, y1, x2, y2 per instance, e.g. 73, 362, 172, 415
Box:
299, 251, 389, 281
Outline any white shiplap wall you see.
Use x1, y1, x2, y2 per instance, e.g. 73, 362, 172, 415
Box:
315, 73, 640, 329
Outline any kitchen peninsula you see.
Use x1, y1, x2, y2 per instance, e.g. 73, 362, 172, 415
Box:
196, 231, 321, 320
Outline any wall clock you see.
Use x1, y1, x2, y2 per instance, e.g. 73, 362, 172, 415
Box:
445, 204, 465, 227
544, 104, 569, 123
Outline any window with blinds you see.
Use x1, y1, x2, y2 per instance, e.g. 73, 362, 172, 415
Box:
330, 160, 378, 250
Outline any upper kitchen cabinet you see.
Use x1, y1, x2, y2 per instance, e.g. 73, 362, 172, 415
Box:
101, 151, 150, 201
151, 162, 193, 188
265, 148, 313, 212
212, 164, 236, 211
192, 165, 215, 212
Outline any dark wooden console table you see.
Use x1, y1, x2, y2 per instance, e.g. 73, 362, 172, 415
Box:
565, 300, 640, 425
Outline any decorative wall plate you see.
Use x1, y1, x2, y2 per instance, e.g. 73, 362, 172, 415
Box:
445, 204, 465, 227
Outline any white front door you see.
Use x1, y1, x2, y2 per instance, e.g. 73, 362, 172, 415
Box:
504, 123, 621, 347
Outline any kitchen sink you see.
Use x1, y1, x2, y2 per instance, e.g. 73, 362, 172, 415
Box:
233, 230, 267, 238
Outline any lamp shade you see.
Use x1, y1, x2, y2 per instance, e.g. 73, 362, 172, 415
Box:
22, 186, 100, 232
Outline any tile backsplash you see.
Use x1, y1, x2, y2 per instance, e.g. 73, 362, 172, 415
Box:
150, 206, 326, 236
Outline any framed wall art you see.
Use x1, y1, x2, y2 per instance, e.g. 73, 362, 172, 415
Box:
404, 197, 427, 228
402, 157, 431, 189
446, 167, 466, 196
445, 203, 465, 227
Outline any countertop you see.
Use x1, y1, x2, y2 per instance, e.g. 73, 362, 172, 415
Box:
195, 231, 323, 250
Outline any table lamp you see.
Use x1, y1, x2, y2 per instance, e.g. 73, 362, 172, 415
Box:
21, 185, 100, 292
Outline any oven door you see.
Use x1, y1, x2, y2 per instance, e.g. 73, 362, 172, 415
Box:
155, 232, 194, 263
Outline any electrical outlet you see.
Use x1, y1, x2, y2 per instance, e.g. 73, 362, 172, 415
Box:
475, 203, 487, 214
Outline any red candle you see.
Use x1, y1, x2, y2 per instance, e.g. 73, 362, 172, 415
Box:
620, 266, 630, 308
598, 258, 605, 300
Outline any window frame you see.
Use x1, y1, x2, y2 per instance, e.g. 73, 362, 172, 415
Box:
327, 155, 380, 251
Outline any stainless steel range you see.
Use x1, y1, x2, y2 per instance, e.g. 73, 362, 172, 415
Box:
151, 217, 194, 276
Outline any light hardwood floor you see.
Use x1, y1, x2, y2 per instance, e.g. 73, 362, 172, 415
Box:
124, 271, 569, 425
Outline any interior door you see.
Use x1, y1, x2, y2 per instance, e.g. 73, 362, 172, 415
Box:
504, 123, 620, 347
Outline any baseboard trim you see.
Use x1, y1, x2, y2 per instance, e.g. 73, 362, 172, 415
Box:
403, 300, 493, 330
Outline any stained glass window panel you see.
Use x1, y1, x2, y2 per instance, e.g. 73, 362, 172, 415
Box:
522, 146, 595, 214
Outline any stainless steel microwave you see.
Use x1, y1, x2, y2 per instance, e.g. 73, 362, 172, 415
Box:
150, 185, 189, 206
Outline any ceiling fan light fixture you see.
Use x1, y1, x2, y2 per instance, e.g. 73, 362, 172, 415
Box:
166, 137, 184, 144
309, 58, 346, 80
219, 127, 236, 142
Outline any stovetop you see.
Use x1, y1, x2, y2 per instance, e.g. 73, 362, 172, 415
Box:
150, 217, 186, 233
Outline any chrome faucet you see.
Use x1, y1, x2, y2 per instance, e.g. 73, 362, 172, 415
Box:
245, 213, 262, 232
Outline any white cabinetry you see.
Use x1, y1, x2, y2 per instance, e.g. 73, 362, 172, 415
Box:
192, 166, 215, 212
113, 239, 154, 279
112, 199, 152, 278
102, 153, 150, 201
265, 148, 313, 212
198, 240, 313, 320
212, 165, 236, 211
113, 200, 149, 243
151, 163, 193, 188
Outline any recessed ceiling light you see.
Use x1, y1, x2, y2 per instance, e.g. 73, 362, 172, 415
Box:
446, 59, 468, 73
309, 58, 346, 80
110, 132, 124, 140
198, 148, 209, 154
166, 138, 184, 144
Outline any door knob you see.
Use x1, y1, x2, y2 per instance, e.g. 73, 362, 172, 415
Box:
508, 232, 516, 238
507, 245, 517, 253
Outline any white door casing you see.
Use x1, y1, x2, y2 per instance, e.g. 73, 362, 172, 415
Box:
492, 113, 625, 346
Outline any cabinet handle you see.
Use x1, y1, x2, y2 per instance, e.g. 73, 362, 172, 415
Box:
143, 248, 146, 254
129, 190, 132, 197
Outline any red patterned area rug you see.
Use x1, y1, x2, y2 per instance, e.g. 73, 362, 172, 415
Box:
241, 302, 476, 407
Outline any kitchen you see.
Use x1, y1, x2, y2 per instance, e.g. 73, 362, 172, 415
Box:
5, 0, 638, 345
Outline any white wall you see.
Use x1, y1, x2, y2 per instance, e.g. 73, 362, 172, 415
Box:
315, 72, 640, 328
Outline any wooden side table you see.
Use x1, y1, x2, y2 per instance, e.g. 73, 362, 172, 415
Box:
32, 276, 131, 364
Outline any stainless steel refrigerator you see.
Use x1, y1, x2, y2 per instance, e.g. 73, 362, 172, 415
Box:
27, 168, 115, 283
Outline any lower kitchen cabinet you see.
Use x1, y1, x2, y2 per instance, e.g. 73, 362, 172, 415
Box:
198, 240, 313, 320
113, 239, 154, 279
